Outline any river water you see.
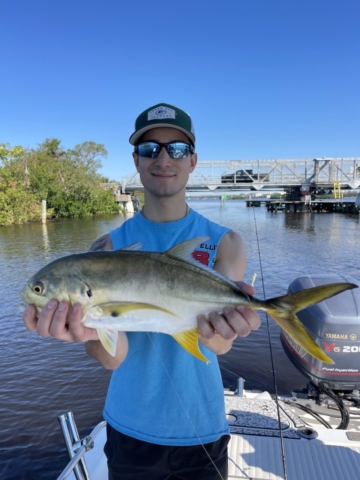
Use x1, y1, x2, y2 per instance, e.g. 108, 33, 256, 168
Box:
1, 199, 359, 479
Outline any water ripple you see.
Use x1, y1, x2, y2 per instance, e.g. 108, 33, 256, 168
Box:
1, 206, 359, 478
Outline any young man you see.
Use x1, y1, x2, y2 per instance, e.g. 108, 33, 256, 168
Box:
22, 103, 261, 480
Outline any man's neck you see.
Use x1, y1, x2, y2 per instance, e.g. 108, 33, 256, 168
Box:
141, 196, 189, 223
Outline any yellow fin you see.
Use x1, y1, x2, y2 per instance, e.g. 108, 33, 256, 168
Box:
172, 329, 210, 363
97, 329, 118, 357
263, 282, 357, 364
94, 302, 179, 318
267, 310, 334, 364
166, 237, 210, 262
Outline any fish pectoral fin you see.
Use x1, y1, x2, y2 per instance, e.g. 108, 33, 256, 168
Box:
97, 329, 118, 357
172, 329, 210, 363
92, 302, 179, 318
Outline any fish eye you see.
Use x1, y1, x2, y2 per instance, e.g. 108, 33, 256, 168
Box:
32, 281, 44, 295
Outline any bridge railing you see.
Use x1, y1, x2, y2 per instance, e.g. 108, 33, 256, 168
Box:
106, 158, 360, 192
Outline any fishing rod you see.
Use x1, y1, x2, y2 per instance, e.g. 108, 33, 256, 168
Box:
252, 206, 288, 480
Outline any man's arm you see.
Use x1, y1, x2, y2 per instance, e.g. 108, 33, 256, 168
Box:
197, 231, 261, 355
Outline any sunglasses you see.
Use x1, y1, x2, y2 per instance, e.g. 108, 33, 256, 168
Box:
134, 141, 195, 159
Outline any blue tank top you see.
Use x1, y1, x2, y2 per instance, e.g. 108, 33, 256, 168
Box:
103, 208, 231, 445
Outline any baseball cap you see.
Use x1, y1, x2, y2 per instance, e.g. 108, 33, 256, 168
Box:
129, 103, 196, 147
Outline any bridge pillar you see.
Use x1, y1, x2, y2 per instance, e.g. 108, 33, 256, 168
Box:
115, 194, 135, 213
125, 201, 134, 213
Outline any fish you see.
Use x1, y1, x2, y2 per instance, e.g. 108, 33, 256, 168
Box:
21, 237, 357, 364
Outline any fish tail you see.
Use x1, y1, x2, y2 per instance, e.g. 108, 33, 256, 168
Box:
259, 282, 357, 364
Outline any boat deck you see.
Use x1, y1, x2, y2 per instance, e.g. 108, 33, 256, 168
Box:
63, 390, 360, 480
228, 433, 360, 479
226, 391, 360, 479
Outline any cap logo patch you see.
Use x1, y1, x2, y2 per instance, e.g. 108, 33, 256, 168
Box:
147, 106, 176, 121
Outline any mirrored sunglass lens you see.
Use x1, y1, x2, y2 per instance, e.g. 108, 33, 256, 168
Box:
167, 143, 190, 158
138, 142, 160, 158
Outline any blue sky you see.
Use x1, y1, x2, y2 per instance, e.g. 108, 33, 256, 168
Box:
1, 0, 359, 180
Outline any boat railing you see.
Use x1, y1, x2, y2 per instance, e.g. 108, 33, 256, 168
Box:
57, 411, 107, 480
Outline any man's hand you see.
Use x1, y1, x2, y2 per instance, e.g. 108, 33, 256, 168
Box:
22, 233, 127, 370
197, 281, 261, 354
23, 299, 128, 370
22, 300, 99, 343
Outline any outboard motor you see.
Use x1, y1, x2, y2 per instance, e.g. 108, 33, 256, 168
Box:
281, 274, 360, 406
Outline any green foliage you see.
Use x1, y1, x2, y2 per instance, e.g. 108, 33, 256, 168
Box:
0, 145, 41, 225
0, 139, 120, 225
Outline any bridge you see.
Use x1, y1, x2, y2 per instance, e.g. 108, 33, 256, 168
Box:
103, 157, 360, 195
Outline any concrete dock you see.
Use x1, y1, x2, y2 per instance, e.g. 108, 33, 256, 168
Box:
246, 197, 360, 213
